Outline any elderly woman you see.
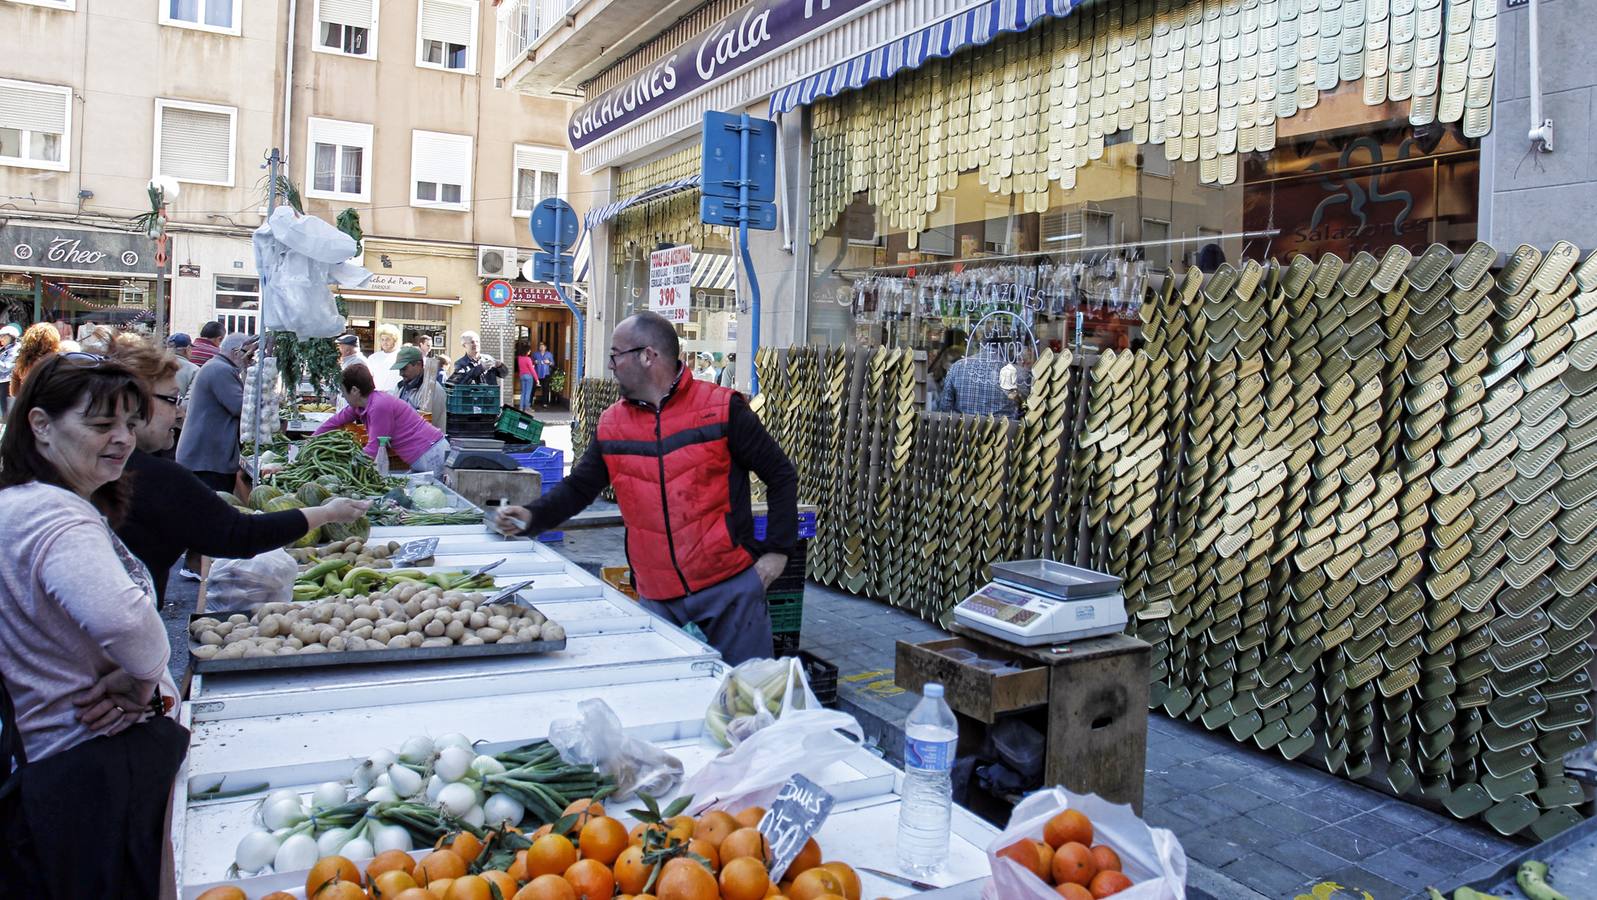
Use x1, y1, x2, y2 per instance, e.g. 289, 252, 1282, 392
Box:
368, 323, 402, 393
315, 364, 451, 475
449, 330, 504, 385
176, 333, 256, 493
0, 351, 187, 897
106, 335, 368, 604
9, 322, 61, 398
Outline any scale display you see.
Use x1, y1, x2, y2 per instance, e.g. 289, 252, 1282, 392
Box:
953, 579, 1127, 647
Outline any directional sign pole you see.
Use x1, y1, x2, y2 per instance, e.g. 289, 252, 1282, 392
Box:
738, 113, 761, 396
550, 203, 585, 382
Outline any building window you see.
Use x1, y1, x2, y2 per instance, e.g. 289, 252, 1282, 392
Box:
0, 78, 71, 172
1141, 219, 1171, 270
512, 145, 565, 217
416, 0, 476, 73
154, 99, 235, 186
411, 129, 472, 211
305, 117, 371, 201
160, 0, 239, 35
316, 0, 376, 58
1142, 150, 1170, 178
214, 275, 259, 335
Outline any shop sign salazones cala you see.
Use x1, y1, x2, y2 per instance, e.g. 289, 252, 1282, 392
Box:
568, 0, 876, 149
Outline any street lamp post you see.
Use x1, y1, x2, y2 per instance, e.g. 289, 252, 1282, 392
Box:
145, 177, 179, 338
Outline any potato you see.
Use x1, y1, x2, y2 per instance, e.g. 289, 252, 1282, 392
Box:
458, 599, 476, 614
419, 637, 452, 649
215, 622, 234, 637
300, 644, 327, 654
386, 634, 410, 649
286, 636, 304, 650
371, 626, 391, 643
468, 612, 488, 629
521, 624, 542, 641
424, 620, 446, 638
420, 597, 440, 611
445, 621, 466, 641
461, 635, 484, 646
354, 604, 378, 621
277, 646, 299, 655
497, 635, 521, 644
327, 636, 347, 651
333, 603, 356, 621
199, 631, 223, 646
189, 617, 220, 636
542, 623, 566, 641
227, 614, 249, 625
476, 627, 503, 643
192, 644, 220, 659
402, 599, 422, 618
318, 625, 339, 645
487, 615, 510, 632
407, 620, 424, 635
351, 625, 373, 641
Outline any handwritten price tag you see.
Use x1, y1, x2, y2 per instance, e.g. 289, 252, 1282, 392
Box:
757, 774, 836, 881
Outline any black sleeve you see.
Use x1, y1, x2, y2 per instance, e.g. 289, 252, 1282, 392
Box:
727, 395, 799, 557
180, 473, 311, 559
520, 439, 610, 536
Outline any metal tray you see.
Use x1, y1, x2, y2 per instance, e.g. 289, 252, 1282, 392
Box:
188, 599, 565, 673
989, 559, 1122, 598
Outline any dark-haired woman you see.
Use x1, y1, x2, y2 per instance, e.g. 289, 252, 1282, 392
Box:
0, 352, 188, 898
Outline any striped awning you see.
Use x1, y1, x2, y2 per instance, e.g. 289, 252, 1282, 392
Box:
572, 229, 592, 284
768, 0, 1079, 116
584, 175, 701, 229
693, 251, 737, 292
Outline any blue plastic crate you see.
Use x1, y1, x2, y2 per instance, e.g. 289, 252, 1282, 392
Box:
509, 447, 565, 542
753, 510, 817, 541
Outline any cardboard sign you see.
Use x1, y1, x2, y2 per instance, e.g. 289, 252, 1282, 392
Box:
758, 774, 835, 881
649, 244, 693, 324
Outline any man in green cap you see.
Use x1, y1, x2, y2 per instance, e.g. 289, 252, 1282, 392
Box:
391, 345, 446, 429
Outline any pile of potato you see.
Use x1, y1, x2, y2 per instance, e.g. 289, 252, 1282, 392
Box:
189, 585, 565, 661
286, 538, 426, 570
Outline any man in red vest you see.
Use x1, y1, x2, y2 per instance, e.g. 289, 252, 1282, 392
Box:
492, 312, 798, 664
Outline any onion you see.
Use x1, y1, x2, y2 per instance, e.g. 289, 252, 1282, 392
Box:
341, 837, 374, 861
234, 830, 281, 872
264, 788, 301, 809
435, 732, 473, 752
463, 804, 486, 828
274, 832, 319, 872
312, 782, 348, 809
316, 828, 350, 856
351, 762, 375, 790
388, 763, 423, 798
399, 735, 436, 765
262, 796, 307, 830
425, 775, 447, 802
434, 745, 473, 782
367, 748, 398, 769
483, 793, 524, 827
437, 782, 476, 817
373, 772, 391, 789
373, 823, 413, 853
469, 755, 506, 777
364, 785, 398, 803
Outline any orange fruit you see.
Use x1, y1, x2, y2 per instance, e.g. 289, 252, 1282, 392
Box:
316, 884, 367, 900
819, 862, 861, 900
1056, 885, 1094, 900
656, 856, 719, 900
788, 867, 845, 900
415, 849, 468, 884
734, 806, 767, 828
514, 874, 578, 900
579, 815, 630, 865
526, 833, 579, 878
1051, 842, 1097, 887
719, 827, 771, 865
393, 890, 442, 900
688, 837, 721, 872
1088, 845, 1121, 873
195, 889, 247, 900
261, 893, 297, 900
482, 871, 520, 899
694, 810, 739, 847
719, 856, 772, 900
565, 858, 616, 900
444, 875, 493, 900
307, 856, 362, 897
786, 837, 822, 877
370, 849, 420, 881
427, 880, 455, 899
630, 821, 669, 846
1089, 870, 1133, 897
614, 844, 652, 894
999, 839, 1048, 880
812, 895, 847, 900
563, 799, 605, 829
450, 832, 486, 864
507, 849, 530, 882
1044, 810, 1093, 849
667, 815, 697, 841
533, 824, 554, 840
372, 870, 420, 899
1035, 842, 1056, 883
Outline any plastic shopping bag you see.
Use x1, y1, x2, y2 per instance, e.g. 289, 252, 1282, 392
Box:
681, 706, 863, 815
705, 656, 821, 748
253, 206, 371, 339
204, 549, 298, 613
982, 787, 1186, 900
548, 699, 684, 800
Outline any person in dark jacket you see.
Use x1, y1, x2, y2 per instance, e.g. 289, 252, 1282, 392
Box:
492, 312, 798, 665
106, 335, 368, 604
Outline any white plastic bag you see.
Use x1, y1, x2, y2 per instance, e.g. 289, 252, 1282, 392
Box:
705, 656, 821, 747
204, 549, 298, 613
982, 787, 1186, 900
548, 699, 684, 800
253, 207, 371, 338
682, 707, 863, 815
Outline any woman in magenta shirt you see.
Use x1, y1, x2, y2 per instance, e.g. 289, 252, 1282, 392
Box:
313, 364, 450, 475
515, 340, 538, 412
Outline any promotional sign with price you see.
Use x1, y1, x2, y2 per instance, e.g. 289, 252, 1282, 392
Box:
649, 244, 694, 323
757, 774, 836, 881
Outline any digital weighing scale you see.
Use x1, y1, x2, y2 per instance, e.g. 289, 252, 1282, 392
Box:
952, 560, 1126, 646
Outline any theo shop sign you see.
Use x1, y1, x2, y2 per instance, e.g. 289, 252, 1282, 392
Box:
568, 0, 875, 149
1, 224, 158, 277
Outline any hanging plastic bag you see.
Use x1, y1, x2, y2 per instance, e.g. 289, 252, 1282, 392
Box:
704, 656, 821, 748
982, 787, 1186, 900
548, 699, 683, 800
203, 549, 298, 613
253, 206, 371, 339
682, 705, 863, 815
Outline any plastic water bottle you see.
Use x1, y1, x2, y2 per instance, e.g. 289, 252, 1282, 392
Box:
375, 436, 391, 478
897, 682, 957, 876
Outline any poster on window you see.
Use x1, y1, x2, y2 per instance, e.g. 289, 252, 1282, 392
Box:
649, 244, 693, 324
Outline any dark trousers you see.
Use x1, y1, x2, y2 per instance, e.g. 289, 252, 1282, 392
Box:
641, 566, 773, 665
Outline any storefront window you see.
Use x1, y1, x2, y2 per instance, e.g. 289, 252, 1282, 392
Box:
40, 276, 157, 334
214, 275, 260, 336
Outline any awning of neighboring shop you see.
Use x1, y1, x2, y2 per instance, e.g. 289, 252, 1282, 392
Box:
693, 251, 736, 291
768, 0, 1078, 116
585, 175, 701, 230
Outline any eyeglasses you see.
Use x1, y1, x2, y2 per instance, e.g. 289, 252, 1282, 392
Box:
609, 346, 650, 364
152, 392, 180, 407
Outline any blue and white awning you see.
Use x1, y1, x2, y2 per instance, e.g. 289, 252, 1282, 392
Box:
693, 250, 737, 292
584, 175, 702, 230
572, 229, 591, 284
768, 0, 1080, 116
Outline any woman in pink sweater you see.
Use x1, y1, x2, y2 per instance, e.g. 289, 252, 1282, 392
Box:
313, 364, 450, 475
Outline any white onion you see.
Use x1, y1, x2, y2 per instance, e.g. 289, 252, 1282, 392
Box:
352, 762, 375, 790
483, 793, 524, 827
262, 796, 307, 830
234, 830, 282, 872
437, 782, 476, 817
388, 764, 423, 798
469, 755, 506, 777
313, 782, 348, 809
399, 735, 436, 765
341, 837, 374, 861
367, 748, 398, 769
373, 824, 413, 853
374, 772, 392, 789
364, 785, 398, 803
274, 832, 319, 872
264, 788, 301, 809
317, 828, 350, 856
463, 804, 486, 828
434, 746, 473, 782
425, 775, 447, 802
435, 733, 472, 752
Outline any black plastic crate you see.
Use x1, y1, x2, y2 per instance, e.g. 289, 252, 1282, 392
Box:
447, 414, 499, 438
796, 649, 838, 707
772, 631, 801, 656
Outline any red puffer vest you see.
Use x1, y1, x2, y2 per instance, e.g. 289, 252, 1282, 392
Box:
597, 367, 754, 600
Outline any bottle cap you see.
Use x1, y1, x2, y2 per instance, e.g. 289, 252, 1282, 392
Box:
924, 683, 944, 699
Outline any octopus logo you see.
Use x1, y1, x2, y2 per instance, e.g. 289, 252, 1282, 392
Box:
1306, 137, 1416, 236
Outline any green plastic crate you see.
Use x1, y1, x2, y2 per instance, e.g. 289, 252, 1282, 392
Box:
446, 383, 501, 415
495, 405, 545, 443
768, 594, 803, 633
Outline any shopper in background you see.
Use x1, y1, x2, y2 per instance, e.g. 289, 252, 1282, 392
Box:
718, 351, 737, 390
314, 364, 451, 476
0, 351, 188, 898
0, 323, 20, 415
940, 335, 1019, 419
368, 323, 401, 393
51, 319, 71, 343
167, 333, 199, 404
515, 340, 539, 412
692, 352, 717, 382
925, 328, 967, 411
10, 322, 61, 399
335, 333, 367, 371
78, 324, 116, 354
532, 341, 555, 405
393, 346, 447, 432
492, 311, 798, 665
176, 333, 255, 496
450, 331, 504, 385
188, 321, 223, 366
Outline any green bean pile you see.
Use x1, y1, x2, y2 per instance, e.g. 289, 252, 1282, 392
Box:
269, 431, 395, 495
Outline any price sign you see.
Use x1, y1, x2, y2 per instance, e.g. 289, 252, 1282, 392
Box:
649, 244, 693, 324
757, 774, 835, 881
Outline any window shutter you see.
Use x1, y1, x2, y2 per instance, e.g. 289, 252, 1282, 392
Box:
160, 105, 232, 183
411, 130, 472, 202
0, 82, 67, 135
418, 0, 472, 46
514, 145, 562, 174
319, 0, 372, 27
309, 117, 371, 149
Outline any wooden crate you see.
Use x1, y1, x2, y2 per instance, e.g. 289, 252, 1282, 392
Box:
895, 637, 1050, 724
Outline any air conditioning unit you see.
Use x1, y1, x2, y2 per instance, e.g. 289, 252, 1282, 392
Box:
477, 246, 518, 279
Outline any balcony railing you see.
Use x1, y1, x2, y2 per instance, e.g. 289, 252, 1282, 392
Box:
495, 0, 578, 80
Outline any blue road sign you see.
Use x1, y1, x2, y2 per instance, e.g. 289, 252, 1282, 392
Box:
702, 111, 776, 203
531, 251, 574, 284
701, 196, 777, 231
530, 198, 579, 253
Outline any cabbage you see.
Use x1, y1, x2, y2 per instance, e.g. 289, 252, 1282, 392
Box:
411, 485, 449, 509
